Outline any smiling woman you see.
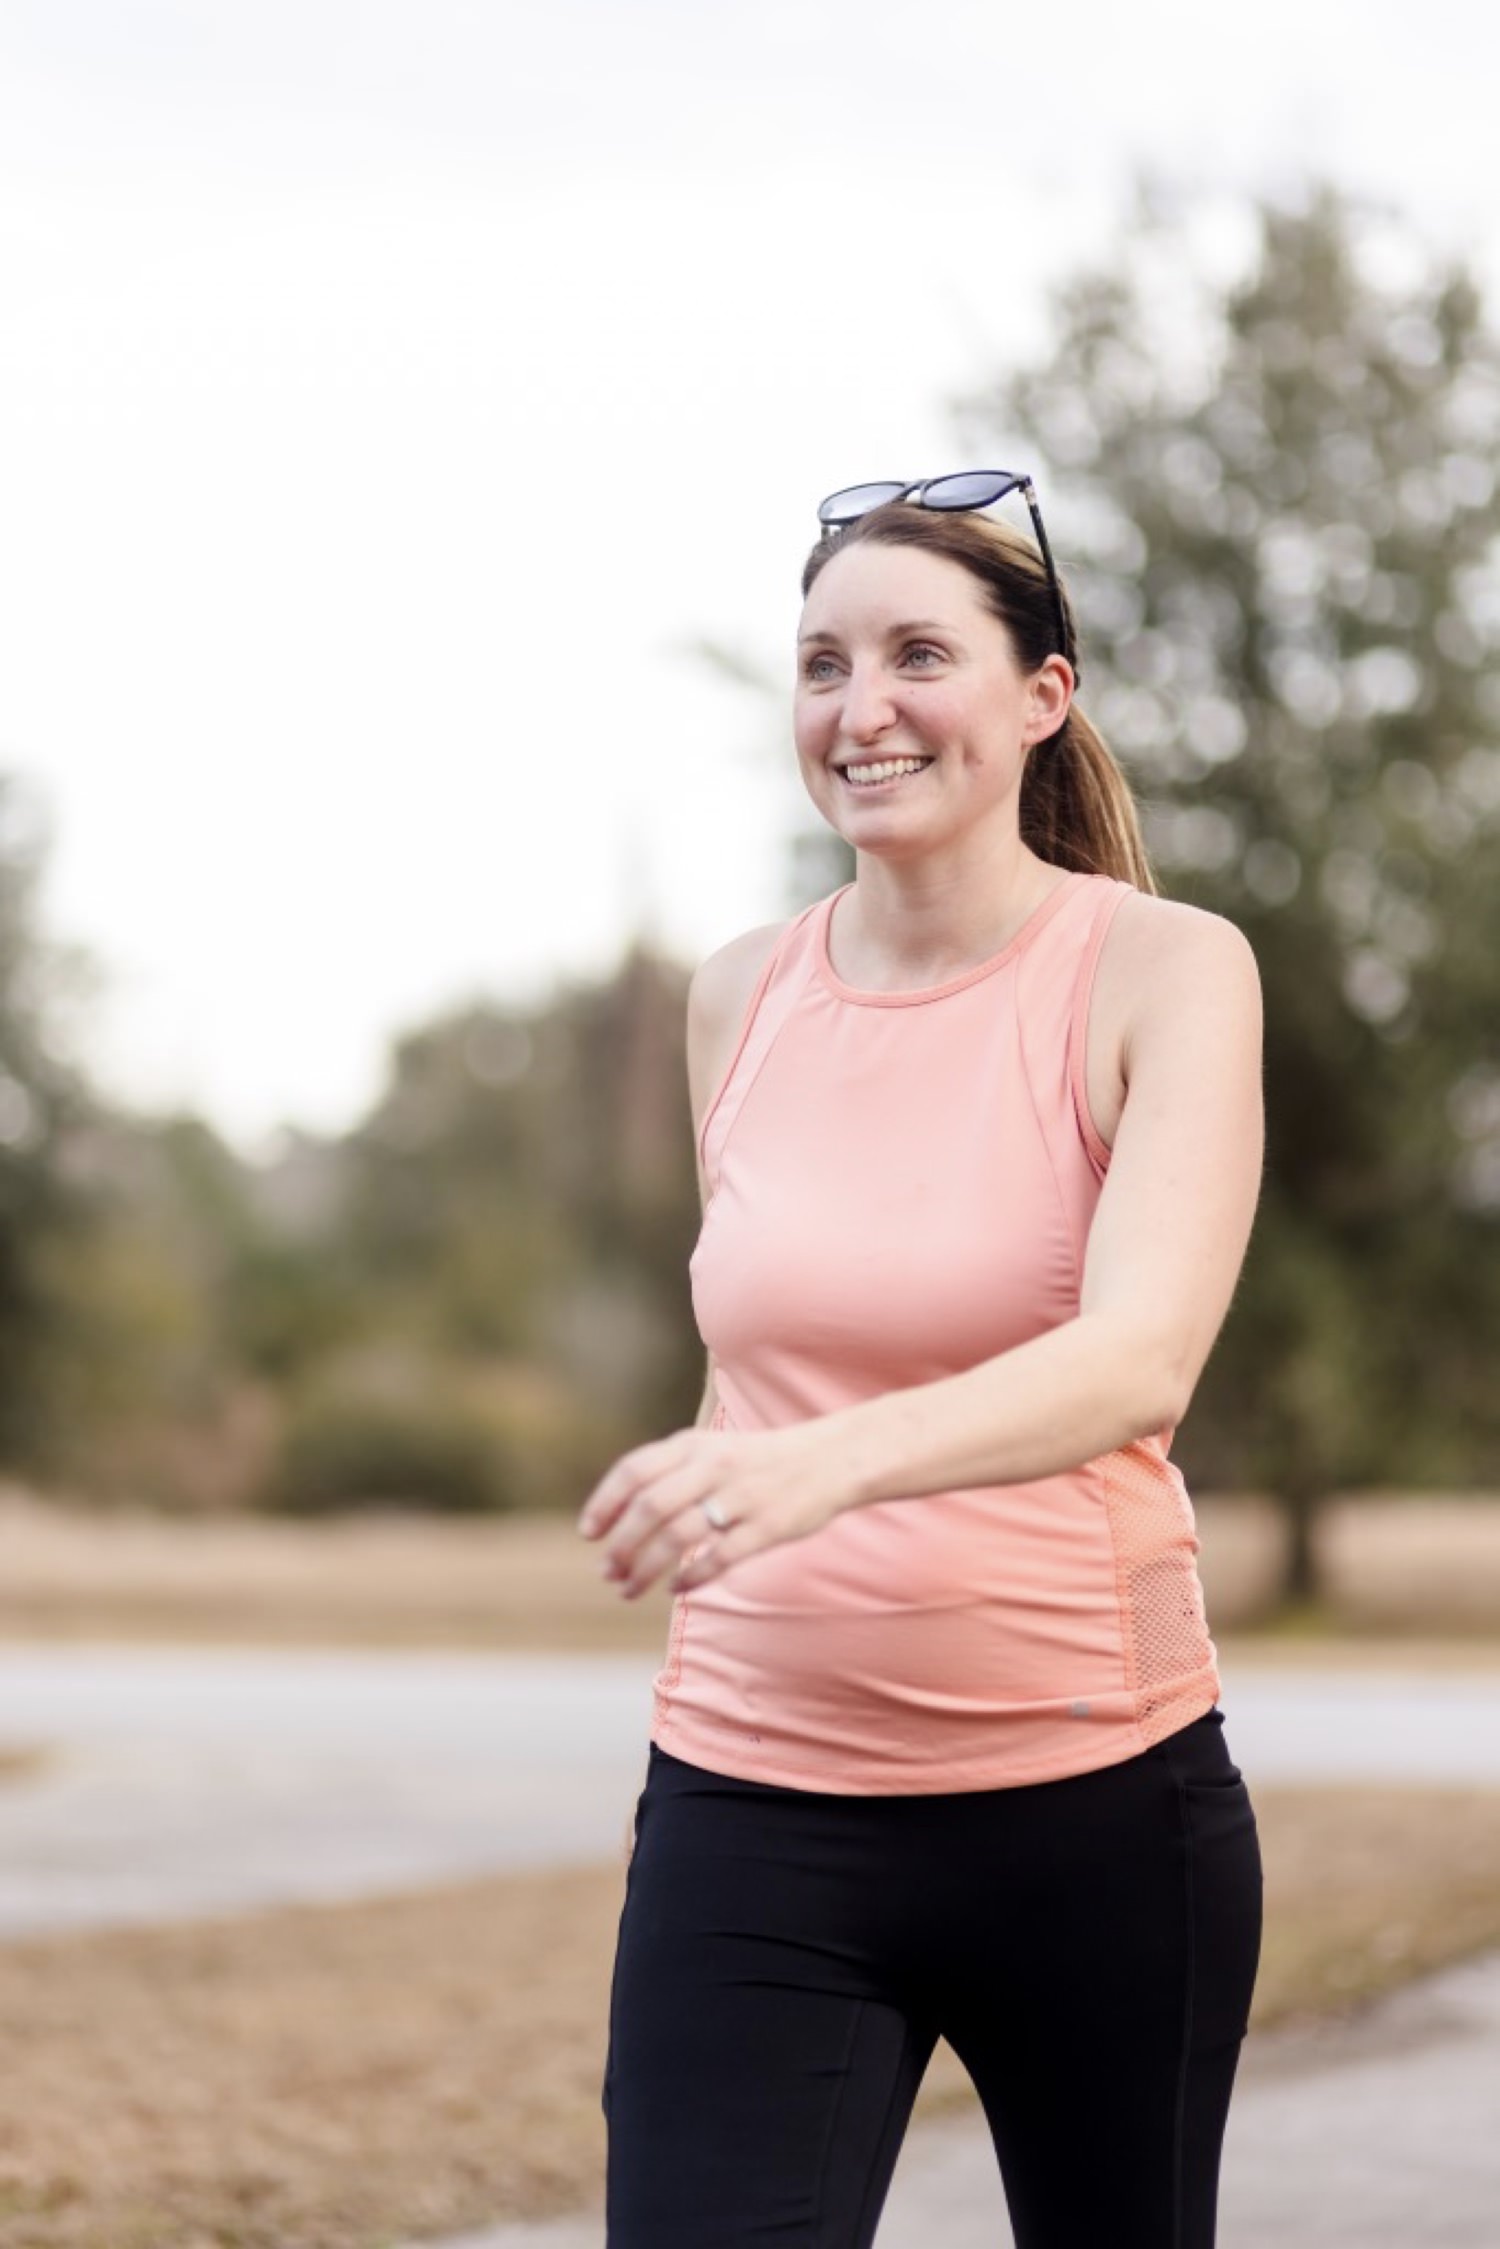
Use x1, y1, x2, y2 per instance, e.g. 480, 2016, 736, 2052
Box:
579, 478, 1266, 2249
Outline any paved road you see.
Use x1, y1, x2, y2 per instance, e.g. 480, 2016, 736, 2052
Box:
0, 1648, 654, 1935
5, 1647, 1500, 1935
6, 1644, 1500, 2244
423, 1949, 1500, 2248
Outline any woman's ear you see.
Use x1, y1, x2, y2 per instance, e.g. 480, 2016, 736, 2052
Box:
1026, 654, 1076, 745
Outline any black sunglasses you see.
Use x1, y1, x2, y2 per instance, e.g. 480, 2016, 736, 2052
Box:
815, 471, 1071, 662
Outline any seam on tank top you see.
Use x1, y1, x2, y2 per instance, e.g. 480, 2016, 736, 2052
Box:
1068, 880, 1133, 1182
653, 1587, 691, 1730
695, 912, 797, 1180
1099, 1450, 1152, 1735
1013, 900, 1091, 1294
1168, 1763, 1198, 2249
696, 899, 822, 1191
654, 1400, 730, 1726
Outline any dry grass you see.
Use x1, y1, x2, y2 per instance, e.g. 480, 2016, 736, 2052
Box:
0, 1488, 671, 1655
5, 1487, 1500, 1661
2, 1788, 1500, 2248
0, 1864, 615, 2249
1318, 1493, 1500, 1630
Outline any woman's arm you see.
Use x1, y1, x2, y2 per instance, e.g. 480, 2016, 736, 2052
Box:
580, 897, 1264, 1598
824, 898, 1264, 1503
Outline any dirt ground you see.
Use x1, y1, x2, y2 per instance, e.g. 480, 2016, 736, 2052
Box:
2, 1786, 1500, 2249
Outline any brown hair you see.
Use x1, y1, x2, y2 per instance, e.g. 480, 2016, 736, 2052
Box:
801, 505, 1158, 893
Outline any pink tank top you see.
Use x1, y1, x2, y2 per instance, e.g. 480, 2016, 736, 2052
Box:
653, 870, 1221, 1793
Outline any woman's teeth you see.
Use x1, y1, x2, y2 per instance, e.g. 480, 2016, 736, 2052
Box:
841, 757, 933, 788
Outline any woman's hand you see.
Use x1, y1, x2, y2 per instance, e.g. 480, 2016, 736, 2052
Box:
577, 1420, 852, 1600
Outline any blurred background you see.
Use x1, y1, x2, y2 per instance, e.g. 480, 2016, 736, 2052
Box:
4, 11, 1500, 2247
2, 0, 1499, 1624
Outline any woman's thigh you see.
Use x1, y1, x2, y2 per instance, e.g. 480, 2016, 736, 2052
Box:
603, 1747, 937, 2249
937, 1709, 1263, 2249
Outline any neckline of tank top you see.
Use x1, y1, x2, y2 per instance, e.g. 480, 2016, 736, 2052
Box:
814, 868, 1094, 1008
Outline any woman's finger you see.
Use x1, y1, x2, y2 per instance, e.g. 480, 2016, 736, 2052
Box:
603, 1460, 736, 1589
671, 1510, 772, 1593
578, 1431, 696, 1540
610, 1506, 719, 1600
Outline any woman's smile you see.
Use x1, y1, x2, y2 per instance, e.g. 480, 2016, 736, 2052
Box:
836, 754, 936, 791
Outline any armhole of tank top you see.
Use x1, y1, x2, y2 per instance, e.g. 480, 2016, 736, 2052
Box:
1068, 880, 1133, 1182
695, 904, 816, 1188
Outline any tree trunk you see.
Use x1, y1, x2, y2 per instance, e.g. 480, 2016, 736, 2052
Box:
1279, 1485, 1322, 1609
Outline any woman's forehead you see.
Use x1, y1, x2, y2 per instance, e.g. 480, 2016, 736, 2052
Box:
799, 540, 993, 636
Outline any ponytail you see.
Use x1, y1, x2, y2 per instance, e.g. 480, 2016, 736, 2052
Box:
1021, 706, 1158, 892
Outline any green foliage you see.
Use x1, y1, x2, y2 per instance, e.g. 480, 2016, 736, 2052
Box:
959, 180, 1500, 1515
337, 947, 704, 1433
265, 1348, 634, 1517
229, 942, 704, 1514
35, 1112, 280, 1507
0, 778, 95, 1460
0, 800, 702, 1511
270, 1370, 510, 1516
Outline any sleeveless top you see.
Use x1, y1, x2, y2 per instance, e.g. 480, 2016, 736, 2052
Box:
651, 870, 1222, 1794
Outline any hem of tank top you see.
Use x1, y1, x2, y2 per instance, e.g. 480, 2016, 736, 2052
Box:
641, 1686, 1221, 1797
813, 866, 1092, 1007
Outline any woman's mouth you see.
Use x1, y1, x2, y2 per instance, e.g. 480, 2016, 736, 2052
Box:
836, 756, 935, 791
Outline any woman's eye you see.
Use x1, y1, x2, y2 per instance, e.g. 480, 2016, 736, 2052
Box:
903, 642, 945, 669
803, 654, 840, 684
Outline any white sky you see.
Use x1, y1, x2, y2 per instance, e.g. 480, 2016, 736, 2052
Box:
2, 0, 1497, 1152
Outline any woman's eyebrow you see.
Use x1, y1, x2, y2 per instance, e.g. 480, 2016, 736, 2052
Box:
797, 617, 954, 646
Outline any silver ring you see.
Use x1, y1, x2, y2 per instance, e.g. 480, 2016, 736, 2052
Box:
700, 1497, 731, 1533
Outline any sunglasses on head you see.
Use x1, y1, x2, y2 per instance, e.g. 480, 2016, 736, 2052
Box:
814, 471, 1071, 662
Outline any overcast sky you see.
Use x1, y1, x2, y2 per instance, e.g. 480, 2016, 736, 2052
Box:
3, 0, 1497, 1151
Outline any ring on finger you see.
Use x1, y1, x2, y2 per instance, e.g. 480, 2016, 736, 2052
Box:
700, 1497, 732, 1533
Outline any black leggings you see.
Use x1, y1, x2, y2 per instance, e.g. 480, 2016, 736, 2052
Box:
603, 1708, 1262, 2248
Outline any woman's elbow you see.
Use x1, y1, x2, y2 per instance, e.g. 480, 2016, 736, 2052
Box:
1110, 1321, 1199, 1438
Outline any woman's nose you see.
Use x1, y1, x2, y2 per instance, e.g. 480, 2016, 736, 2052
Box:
840, 663, 898, 744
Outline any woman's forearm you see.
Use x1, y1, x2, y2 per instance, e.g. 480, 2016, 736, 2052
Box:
811, 1313, 1187, 1510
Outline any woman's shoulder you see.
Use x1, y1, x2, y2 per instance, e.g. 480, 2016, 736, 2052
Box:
1096, 884, 1262, 1039
685, 917, 797, 1137
1101, 884, 1259, 971
688, 917, 794, 1035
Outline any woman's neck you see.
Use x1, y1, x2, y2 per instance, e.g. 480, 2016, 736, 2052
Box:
833, 843, 1069, 991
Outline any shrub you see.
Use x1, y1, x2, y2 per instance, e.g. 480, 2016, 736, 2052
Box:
268, 1356, 510, 1516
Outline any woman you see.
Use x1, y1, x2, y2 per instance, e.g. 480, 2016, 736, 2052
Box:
578, 472, 1265, 2249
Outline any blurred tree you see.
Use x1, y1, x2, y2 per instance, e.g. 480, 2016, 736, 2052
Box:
958, 181, 1500, 1594
325, 941, 705, 1491
0, 776, 99, 1462
40, 1110, 283, 1508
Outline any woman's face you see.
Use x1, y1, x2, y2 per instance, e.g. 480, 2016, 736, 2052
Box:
793, 540, 1072, 861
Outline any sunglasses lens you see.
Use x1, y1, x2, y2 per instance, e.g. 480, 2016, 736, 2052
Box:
817, 480, 910, 526
920, 472, 1022, 511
